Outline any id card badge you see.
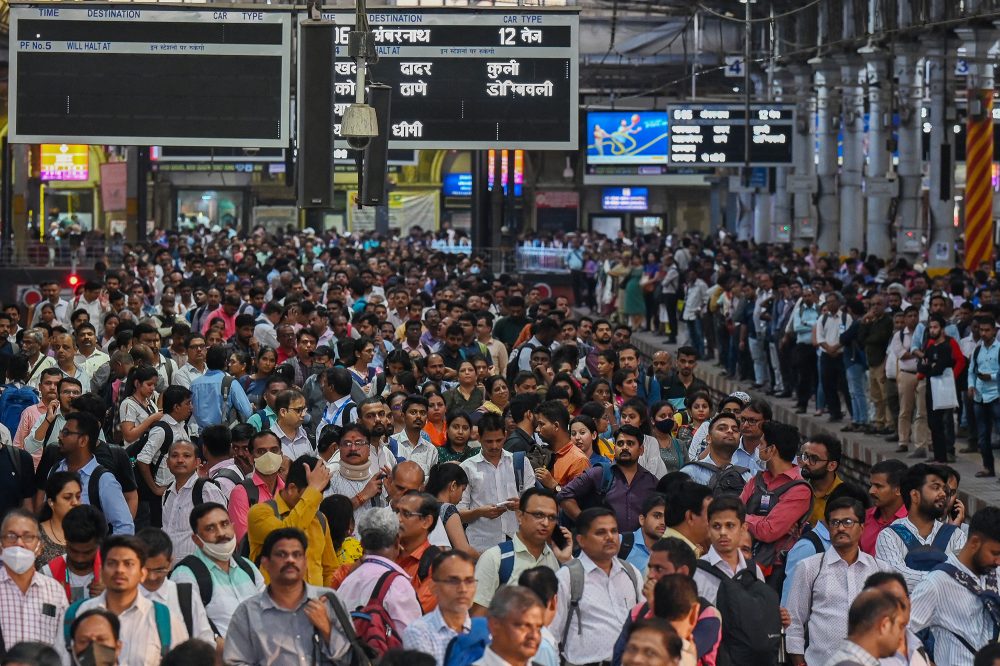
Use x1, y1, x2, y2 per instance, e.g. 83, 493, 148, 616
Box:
759, 494, 772, 511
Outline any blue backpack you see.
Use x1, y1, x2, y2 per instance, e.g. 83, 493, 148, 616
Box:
888, 523, 957, 571
65, 597, 172, 657
0, 383, 37, 436
443, 617, 491, 666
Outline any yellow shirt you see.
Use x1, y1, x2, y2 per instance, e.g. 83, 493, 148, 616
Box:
808, 475, 844, 528
662, 526, 704, 558
247, 487, 341, 587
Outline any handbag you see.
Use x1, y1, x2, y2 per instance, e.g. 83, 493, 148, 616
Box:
930, 371, 959, 410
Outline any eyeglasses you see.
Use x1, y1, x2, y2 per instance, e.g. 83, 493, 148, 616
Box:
288, 406, 308, 414
523, 511, 558, 523
798, 453, 828, 465
393, 508, 425, 520
339, 440, 370, 449
739, 417, 763, 425
1, 532, 39, 547
829, 518, 860, 529
433, 577, 477, 588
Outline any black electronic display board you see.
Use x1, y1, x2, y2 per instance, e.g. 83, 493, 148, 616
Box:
666, 103, 795, 167
322, 9, 579, 150
9, 5, 292, 147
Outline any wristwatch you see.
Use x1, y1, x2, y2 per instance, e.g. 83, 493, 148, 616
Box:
554, 484, 563, 493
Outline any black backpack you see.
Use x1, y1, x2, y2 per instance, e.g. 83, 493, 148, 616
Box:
696, 560, 781, 666
126, 421, 173, 499
690, 461, 749, 496
506, 343, 539, 384
173, 554, 256, 636
618, 532, 636, 560
744, 475, 812, 567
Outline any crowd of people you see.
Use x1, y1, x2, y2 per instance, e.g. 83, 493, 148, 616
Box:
0, 226, 996, 666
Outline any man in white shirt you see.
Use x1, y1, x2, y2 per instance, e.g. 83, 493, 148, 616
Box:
254, 302, 283, 350
822, 589, 909, 666
910, 506, 1000, 666
875, 463, 966, 592
889, 307, 929, 454
73, 322, 110, 384
270, 389, 315, 460
862, 571, 932, 666
551, 508, 643, 666
171, 333, 207, 389
71, 535, 188, 666
136, 527, 215, 644
693, 496, 764, 606
459, 413, 536, 552
136, 386, 193, 520
816, 291, 853, 424
786, 497, 887, 666
315, 367, 356, 444
325, 423, 389, 526
474, 586, 546, 666
160, 440, 227, 561
389, 395, 439, 476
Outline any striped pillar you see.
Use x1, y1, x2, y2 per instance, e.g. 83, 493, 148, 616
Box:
965, 88, 994, 271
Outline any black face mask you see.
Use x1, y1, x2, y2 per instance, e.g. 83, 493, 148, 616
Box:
74, 643, 117, 666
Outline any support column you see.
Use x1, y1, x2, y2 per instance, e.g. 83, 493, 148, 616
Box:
813, 62, 841, 253
926, 39, 955, 271
957, 27, 998, 271
790, 64, 816, 244
862, 51, 893, 258
772, 70, 792, 242
838, 55, 865, 256
894, 46, 923, 259
11, 145, 28, 264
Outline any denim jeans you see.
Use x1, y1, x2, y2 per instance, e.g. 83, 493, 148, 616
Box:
974, 400, 1000, 472
685, 318, 704, 359
845, 362, 869, 424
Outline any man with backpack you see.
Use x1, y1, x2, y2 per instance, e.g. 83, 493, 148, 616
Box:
662, 481, 713, 558
189, 345, 253, 430
247, 455, 339, 587
679, 413, 753, 493
0, 417, 34, 518
551, 508, 644, 666
223, 527, 352, 665
25, 377, 81, 463
618, 493, 666, 575
693, 496, 767, 605
403, 550, 480, 665
201, 424, 242, 503
42, 504, 107, 603
472, 488, 567, 616
14, 366, 59, 466
558, 425, 657, 534
510, 317, 560, 378
137, 527, 215, 644
51, 412, 133, 535
246, 375, 288, 433
160, 439, 227, 560
171, 502, 265, 639
910, 506, 1000, 666
875, 463, 967, 592
395, 490, 442, 613
785, 496, 885, 666
740, 420, 812, 584
0, 355, 39, 439
134, 386, 192, 528
338, 506, 423, 634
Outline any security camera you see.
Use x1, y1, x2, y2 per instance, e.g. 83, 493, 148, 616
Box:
342, 104, 378, 151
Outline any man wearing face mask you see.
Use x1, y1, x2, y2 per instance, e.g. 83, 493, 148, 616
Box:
68, 608, 122, 666
228, 431, 286, 542
0, 508, 68, 650
172, 503, 265, 641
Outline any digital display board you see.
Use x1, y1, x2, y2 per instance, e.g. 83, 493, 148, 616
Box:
40, 144, 89, 181
666, 103, 795, 166
10, 5, 292, 147
586, 111, 669, 165
602, 187, 648, 211
323, 10, 579, 150
443, 173, 473, 197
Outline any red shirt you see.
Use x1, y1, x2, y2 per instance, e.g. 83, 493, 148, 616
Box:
397, 540, 437, 613
861, 504, 908, 555
740, 466, 812, 562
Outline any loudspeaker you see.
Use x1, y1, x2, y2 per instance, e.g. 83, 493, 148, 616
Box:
361, 83, 392, 206
297, 22, 335, 209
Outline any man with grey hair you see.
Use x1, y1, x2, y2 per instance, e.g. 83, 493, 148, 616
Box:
22, 328, 56, 387
477, 586, 545, 666
817, 291, 853, 424
337, 506, 422, 632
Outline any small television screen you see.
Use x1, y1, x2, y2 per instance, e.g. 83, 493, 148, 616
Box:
602, 187, 649, 211
586, 111, 669, 165
443, 173, 473, 197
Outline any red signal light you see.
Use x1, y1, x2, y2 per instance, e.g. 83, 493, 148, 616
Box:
68, 274, 81, 288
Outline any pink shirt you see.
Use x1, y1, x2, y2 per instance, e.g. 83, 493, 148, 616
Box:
337, 556, 423, 632
740, 465, 812, 559
14, 404, 47, 468
201, 307, 237, 339
229, 472, 285, 542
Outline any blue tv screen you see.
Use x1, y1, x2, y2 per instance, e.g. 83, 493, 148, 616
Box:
586, 111, 669, 165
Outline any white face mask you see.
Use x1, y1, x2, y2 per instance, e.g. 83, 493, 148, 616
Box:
254, 451, 283, 476
201, 537, 237, 562
2, 546, 37, 574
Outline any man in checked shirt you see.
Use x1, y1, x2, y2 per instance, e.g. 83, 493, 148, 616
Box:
0, 508, 68, 651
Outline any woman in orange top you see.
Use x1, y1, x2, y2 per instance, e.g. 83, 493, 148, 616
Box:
422, 390, 447, 447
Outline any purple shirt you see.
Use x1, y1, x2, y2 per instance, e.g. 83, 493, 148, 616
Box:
558, 464, 658, 533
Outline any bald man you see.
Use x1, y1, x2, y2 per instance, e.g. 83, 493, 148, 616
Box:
387, 461, 425, 506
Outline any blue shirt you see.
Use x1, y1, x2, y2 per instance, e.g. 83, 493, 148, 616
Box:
910, 322, 960, 351
780, 522, 831, 606
732, 443, 765, 473
680, 458, 754, 487
792, 303, 819, 344
191, 370, 254, 429
56, 456, 134, 535
621, 528, 651, 575
970, 339, 1000, 404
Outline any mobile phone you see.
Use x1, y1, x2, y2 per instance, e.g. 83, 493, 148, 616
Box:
550, 525, 568, 550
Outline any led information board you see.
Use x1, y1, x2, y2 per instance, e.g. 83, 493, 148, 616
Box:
666, 103, 795, 166
323, 9, 579, 150
10, 5, 292, 147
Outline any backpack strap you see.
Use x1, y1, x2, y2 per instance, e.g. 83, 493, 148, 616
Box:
175, 555, 213, 608
212, 467, 243, 485
325, 591, 373, 666
192, 478, 220, 506
560, 558, 586, 659
497, 540, 516, 586
931, 523, 958, 551
512, 451, 525, 491
176, 581, 195, 638
149, 422, 174, 477
804, 530, 825, 554
63, 598, 86, 648
242, 477, 260, 507
416, 545, 441, 581
369, 569, 402, 607
888, 524, 919, 552
591, 458, 614, 496
4, 444, 19, 481
152, 600, 172, 657
696, 559, 724, 580
88, 466, 107, 514
619, 561, 640, 600
618, 532, 636, 560
234, 556, 256, 582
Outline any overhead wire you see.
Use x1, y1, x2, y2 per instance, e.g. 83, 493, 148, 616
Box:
696, 0, 825, 24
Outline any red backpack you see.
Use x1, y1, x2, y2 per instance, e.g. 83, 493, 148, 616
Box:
350, 569, 406, 657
